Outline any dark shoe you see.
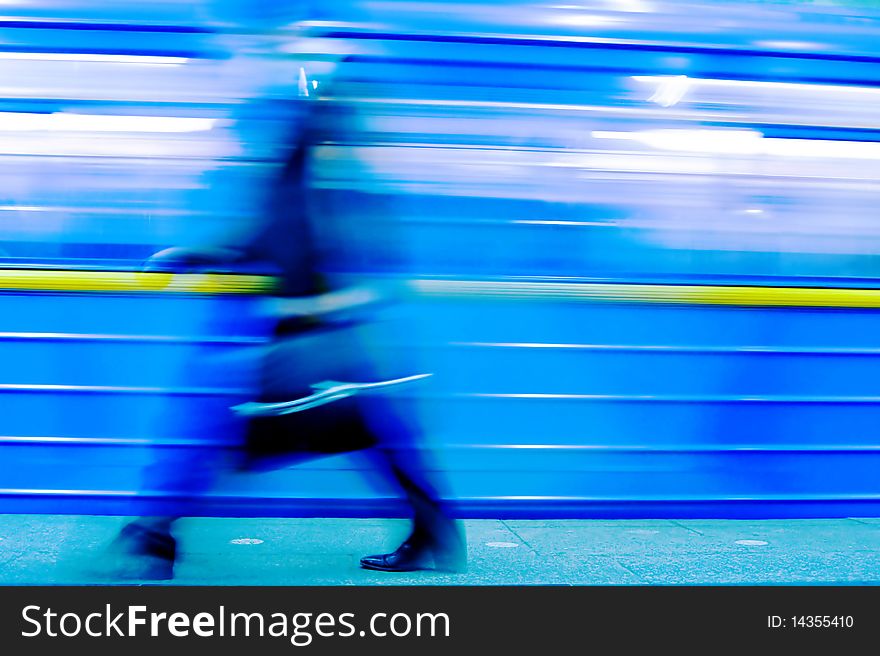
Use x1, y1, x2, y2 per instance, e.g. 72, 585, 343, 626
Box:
360, 540, 434, 572
360, 537, 467, 573
115, 522, 177, 559
100, 522, 177, 581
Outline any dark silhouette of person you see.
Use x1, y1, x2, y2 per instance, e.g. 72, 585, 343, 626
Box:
107, 57, 465, 578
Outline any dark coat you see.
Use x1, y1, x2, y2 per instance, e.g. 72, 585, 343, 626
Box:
233, 91, 384, 470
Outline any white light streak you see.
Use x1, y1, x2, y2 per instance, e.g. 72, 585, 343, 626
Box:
513, 219, 613, 226
645, 74, 692, 107
0, 52, 189, 65
0, 112, 217, 133
754, 40, 826, 51
607, 0, 653, 12
633, 75, 880, 102
549, 13, 621, 28
298, 67, 310, 97
593, 129, 880, 161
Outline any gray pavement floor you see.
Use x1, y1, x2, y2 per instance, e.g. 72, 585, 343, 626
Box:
1, 515, 879, 585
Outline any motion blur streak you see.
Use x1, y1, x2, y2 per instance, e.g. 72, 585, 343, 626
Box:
4, 0, 880, 519
0, 53, 190, 65
0, 113, 218, 133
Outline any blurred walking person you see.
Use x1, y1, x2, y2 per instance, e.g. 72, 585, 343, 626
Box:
106, 8, 465, 578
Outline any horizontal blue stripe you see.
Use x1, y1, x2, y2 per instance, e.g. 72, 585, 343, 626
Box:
5, 437, 880, 453
0, 332, 266, 344
2, 495, 880, 520
342, 54, 880, 91
325, 30, 880, 64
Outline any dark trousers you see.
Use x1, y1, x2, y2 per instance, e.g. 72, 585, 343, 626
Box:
137, 366, 458, 545
132, 325, 456, 548
134, 438, 456, 547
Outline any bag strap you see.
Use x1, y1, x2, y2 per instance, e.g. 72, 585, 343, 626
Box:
232, 373, 432, 417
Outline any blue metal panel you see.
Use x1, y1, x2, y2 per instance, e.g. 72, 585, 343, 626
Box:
4, 294, 880, 518
4, 1, 880, 518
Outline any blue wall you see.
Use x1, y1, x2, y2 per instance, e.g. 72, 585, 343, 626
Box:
4, 1, 880, 518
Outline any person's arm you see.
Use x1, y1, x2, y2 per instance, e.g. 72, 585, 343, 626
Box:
269, 283, 379, 315
142, 246, 249, 272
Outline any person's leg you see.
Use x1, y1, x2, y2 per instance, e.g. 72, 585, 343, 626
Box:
106, 337, 259, 580
105, 443, 225, 580
107, 518, 179, 579
106, 469, 223, 580
360, 447, 466, 572
357, 394, 465, 572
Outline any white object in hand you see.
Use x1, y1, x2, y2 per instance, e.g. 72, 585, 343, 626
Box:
231, 373, 433, 417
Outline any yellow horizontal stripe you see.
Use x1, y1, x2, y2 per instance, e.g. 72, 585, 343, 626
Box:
0, 270, 277, 295
412, 279, 880, 308
4, 270, 880, 308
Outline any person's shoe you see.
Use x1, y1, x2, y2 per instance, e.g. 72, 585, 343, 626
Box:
360, 540, 434, 572
360, 536, 467, 573
99, 522, 177, 581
